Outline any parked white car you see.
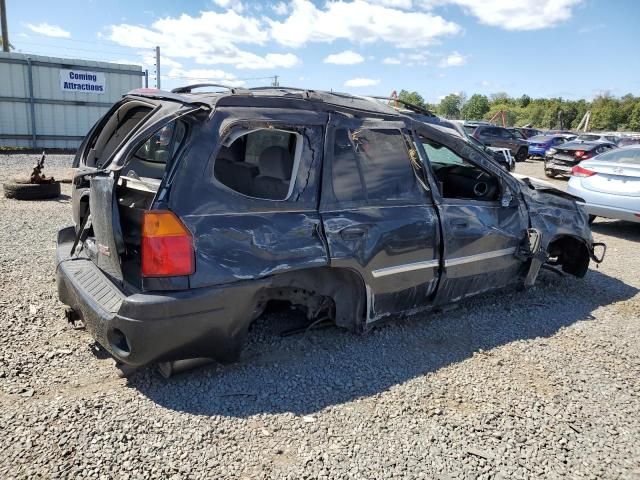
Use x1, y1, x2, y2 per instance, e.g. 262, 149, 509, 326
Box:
567, 146, 640, 223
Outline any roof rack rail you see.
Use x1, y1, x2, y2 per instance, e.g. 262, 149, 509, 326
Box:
370, 96, 436, 117
171, 83, 251, 94
249, 86, 309, 92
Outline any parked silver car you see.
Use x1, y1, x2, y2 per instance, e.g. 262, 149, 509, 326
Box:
567, 146, 640, 223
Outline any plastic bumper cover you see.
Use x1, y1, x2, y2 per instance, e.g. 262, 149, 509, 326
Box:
56, 226, 266, 366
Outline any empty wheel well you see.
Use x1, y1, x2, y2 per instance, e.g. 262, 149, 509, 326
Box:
256, 267, 366, 331
546, 236, 590, 277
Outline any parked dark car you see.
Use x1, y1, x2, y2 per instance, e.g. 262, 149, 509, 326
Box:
56, 86, 604, 372
508, 127, 543, 139
618, 136, 640, 147
544, 141, 617, 178
415, 116, 514, 171
466, 125, 530, 162
527, 135, 570, 158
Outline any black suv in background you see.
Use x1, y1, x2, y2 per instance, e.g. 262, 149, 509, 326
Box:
465, 124, 530, 162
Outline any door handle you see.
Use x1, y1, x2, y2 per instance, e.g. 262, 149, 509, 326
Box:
450, 219, 468, 229
340, 225, 368, 240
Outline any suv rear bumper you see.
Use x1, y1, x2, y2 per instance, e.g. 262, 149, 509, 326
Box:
56, 226, 265, 366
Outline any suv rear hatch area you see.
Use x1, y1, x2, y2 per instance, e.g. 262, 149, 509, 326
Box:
70, 95, 202, 292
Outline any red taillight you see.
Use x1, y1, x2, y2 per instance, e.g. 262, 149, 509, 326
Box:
571, 165, 596, 177
141, 211, 194, 277
574, 150, 586, 158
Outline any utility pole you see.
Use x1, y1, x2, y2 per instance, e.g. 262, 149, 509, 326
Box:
154, 46, 161, 89
0, 0, 10, 52
272, 75, 279, 87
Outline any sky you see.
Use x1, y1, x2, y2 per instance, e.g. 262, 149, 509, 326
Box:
6, 0, 640, 103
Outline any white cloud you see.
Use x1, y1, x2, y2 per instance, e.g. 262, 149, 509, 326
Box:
369, 0, 413, 8
212, 0, 245, 13
271, 1, 289, 15
238, 52, 300, 69
269, 0, 461, 48
344, 77, 380, 87
422, 0, 582, 31
167, 67, 245, 87
141, 53, 182, 70
439, 51, 467, 67
26, 22, 71, 38
382, 51, 431, 66
324, 50, 365, 65
108, 11, 299, 70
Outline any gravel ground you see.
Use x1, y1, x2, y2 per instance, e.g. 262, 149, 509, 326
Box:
1, 154, 639, 479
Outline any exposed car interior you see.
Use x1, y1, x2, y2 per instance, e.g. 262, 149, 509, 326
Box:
214, 128, 300, 200
122, 120, 188, 182
421, 137, 500, 201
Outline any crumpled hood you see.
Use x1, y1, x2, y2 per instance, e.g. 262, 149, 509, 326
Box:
511, 174, 593, 248
512, 174, 585, 204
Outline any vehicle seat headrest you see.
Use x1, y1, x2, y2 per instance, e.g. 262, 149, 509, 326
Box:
154, 149, 169, 163
217, 145, 240, 163
258, 146, 293, 180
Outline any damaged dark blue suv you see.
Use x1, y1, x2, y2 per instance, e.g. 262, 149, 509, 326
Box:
56, 85, 604, 372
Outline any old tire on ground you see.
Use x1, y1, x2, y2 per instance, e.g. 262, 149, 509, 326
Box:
3, 180, 61, 200
515, 148, 528, 162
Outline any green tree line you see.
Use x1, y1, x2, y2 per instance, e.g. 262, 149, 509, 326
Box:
397, 89, 640, 132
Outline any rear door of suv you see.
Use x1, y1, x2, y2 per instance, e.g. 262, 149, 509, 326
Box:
320, 115, 441, 323
169, 106, 331, 289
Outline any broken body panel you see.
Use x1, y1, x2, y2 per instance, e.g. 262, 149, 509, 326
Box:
56, 87, 602, 368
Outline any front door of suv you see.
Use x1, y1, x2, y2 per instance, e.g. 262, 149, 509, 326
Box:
320, 116, 441, 324
415, 127, 528, 303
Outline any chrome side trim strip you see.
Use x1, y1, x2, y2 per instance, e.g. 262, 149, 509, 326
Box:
444, 247, 517, 267
370, 247, 517, 278
371, 259, 439, 278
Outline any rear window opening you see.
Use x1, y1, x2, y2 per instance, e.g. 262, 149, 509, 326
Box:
83, 100, 154, 168
121, 120, 188, 184
213, 128, 302, 200
110, 120, 189, 289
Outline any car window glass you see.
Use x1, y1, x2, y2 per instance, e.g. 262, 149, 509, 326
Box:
134, 122, 184, 164
421, 136, 500, 202
498, 129, 512, 139
331, 128, 366, 203
122, 120, 188, 180
213, 128, 299, 200
596, 148, 640, 165
577, 134, 599, 141
331, 128, 422, 204
352, 128, 422, 202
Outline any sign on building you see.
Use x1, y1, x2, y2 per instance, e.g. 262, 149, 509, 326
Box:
59, 69, 106, 94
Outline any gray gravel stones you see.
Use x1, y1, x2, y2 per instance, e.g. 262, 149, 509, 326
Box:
1, 155, 639, 479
